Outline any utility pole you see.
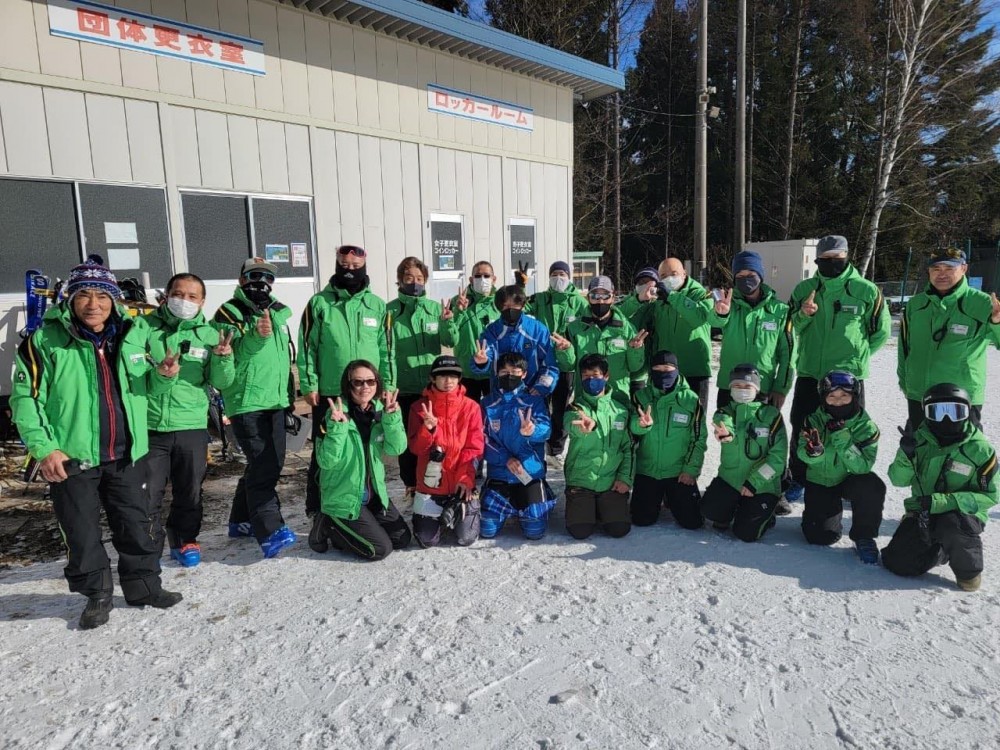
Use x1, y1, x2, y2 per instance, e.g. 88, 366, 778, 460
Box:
734, 0, 747, 252
610, 1, 622, 288
694, 0, 708, 283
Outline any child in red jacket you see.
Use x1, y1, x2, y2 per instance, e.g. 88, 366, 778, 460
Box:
407, 355, 485, 546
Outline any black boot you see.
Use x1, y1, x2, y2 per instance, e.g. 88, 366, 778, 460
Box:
128, 589, 183, 609
79, 595, 113, 630
309, 513, 331, 553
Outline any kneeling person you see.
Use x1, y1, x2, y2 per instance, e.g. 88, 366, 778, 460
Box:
310, 361, 412, 560
797, 371, 885, 564
701, 365, 787, 542
480, 352, 553, 540
882, 384, 998, 591
407, 356, 485, 547
630, 351, 707, 529
563, 354, 634, 539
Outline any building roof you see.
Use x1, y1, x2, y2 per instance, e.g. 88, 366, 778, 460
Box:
276, 0, 624, 100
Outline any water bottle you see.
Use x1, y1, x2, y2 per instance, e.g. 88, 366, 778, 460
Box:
423, 445, 446, 488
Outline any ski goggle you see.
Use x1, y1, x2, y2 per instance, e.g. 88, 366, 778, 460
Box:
924, 401, 970, 423
338, 245, 366, 258
819, 370, 858, 395
588, 290, 613, 302
242, 271, 275, 285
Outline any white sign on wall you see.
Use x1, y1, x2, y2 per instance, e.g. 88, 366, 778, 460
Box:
427, 85, 534, 132
47, 0, 266, 76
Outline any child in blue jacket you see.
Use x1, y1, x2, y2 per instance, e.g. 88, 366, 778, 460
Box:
480, 351, 554, 539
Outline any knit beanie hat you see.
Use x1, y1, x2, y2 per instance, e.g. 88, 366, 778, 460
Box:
731, 250, 765, 280
66, 254, 121, 300
549, 261, 571, 276
729, 363, 761, 391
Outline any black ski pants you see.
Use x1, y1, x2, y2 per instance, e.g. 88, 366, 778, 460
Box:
565, 486, 631, 539
229, 409, 287, 543
145, 429, 209, 550
700, 477, 780, 542
547, 371, 575, 455
801, 473, 885, 545
50, 458, 163, 602
318, 498, 411, 560
630, 474, 704, 529
882, 510, 984, 581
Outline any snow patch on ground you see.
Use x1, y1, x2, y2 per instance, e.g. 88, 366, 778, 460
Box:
3, 342, 1000, 748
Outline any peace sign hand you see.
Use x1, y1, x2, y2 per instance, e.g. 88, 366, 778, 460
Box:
457, 284, 470, 311
383, 389, 400, 414
419, 401, 438, 430
441, 297, 454, 321
715, 288, 733, 315
713, 421, 732, 442
518, 407, 536, 437
637, 404, 654, 428
473, 339, 489, 365
550, 332, 571, 351
327, 397, 348, 423
157, 348, 180, 378
629, 329, 649, 349
991, 292, 1000, 324
515, 261, 530, 288
801, 290, 818, 317
213, 330, 234, 356
571, 405, 596, 434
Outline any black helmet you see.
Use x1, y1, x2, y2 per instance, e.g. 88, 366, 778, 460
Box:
922, 383, 971, 425
923, 383, 971, 409
818, 370, 860, 398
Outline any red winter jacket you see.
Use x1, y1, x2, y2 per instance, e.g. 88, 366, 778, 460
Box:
407, 384, 484, 496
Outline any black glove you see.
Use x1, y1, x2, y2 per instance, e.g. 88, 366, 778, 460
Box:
825, 419, 846, 433
656, 280, 671, 300
916, 503, 932, 546
803, 427, 824, 457
898, 423, 917, 460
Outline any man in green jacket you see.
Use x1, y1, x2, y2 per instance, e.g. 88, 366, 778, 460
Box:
440, 260, 499, 404
214, 258, 297, 558
898, 247, 1000, 428
298, 244, 391, 517
11, 257, 181, 629
708, 251, 794, 410
796, 371, 884, 564
883, 384, 998, 591
700, 364, 788, 542
145, 273, 235, 568
630, 351, 707, 529
787, 235, 890, 496
616, 267, 659, 329
526, 261, 588, 457
386, 256, 443, 497
563, 353, 634, 539
636, 258, 715, 408
552, 276, 647, 404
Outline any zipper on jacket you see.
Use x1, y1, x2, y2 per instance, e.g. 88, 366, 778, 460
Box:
96, 343, 117, 461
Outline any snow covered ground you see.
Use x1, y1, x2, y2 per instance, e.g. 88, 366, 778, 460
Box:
3, 340, 1000, 749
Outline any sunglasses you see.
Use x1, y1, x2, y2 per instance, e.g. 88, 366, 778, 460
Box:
243, 271, 275, 284
588, 291, 613, 301
338, 245, 367, 258
350, 378, 378, 389
924, 401, 969, 423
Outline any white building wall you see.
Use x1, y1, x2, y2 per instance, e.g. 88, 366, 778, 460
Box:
0, 0, 577, 391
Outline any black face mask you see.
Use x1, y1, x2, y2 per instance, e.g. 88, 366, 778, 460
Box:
242, 283, 272, 308
334, 264, 367, 293
824, 401, 860, 421
927, 419, 966, 445
589, 303, 611, 319
498, 374, 523, 392
735, 275, 761, 296
816, 258, 848, 278
501, 308, 522, 327
400, 283, 424, 297
652, 370, 679, 392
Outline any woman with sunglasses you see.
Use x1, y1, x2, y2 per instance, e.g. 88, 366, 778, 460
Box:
299, 244, 392, 518
883, 383, 998, 591
700, 364, 788, 542
898, 246, 1000, 430
795, 371, 885, 564
309, 360, 412, 560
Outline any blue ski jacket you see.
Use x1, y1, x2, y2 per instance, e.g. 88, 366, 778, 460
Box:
470, 314, 559, 397
482, 386, 551, 484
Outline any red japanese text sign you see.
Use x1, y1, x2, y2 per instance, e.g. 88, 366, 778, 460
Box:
48, 0, 266, 76
427, 85, 534, 132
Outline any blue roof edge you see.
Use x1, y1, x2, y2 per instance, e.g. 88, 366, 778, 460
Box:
354, 0, 625, 92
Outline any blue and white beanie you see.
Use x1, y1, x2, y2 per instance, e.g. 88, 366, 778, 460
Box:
66, 255, 122, 300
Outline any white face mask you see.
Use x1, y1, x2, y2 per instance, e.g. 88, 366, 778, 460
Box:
660, 275, 684, 292
730, 387, 757, 404
167, 296, 201, 320
549, 276, 570, 293
472, 277, 492, 295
